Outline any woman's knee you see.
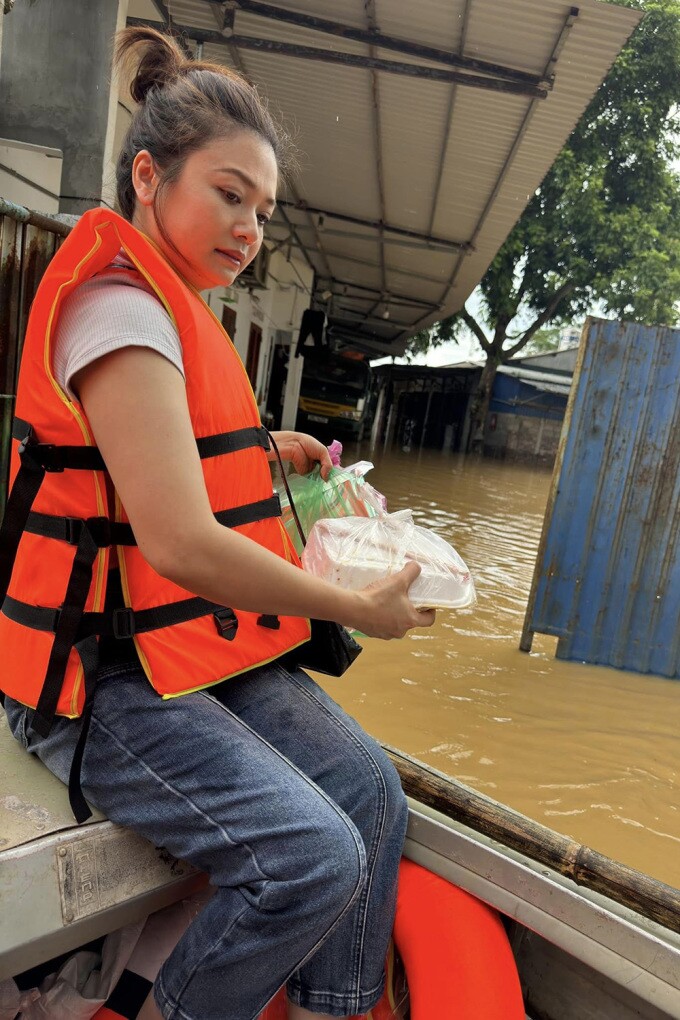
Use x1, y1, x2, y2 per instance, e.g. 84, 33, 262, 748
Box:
260, 800, 367, 921
350, 740, 409, 842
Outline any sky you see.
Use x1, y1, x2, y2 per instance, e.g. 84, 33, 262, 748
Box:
371, 289, 486, 369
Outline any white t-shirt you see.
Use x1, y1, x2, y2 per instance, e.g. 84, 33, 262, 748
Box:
53, 252, 184, 400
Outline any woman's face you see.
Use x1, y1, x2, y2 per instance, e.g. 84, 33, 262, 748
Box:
133, 129, 278, 292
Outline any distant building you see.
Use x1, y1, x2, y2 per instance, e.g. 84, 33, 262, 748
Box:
371, 344, 579, 464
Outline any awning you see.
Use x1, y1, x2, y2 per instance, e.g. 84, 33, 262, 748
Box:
498, 364, 572, 395
127, 0, 641, 355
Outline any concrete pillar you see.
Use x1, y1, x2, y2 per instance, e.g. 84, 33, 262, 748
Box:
0, 0, 121, 215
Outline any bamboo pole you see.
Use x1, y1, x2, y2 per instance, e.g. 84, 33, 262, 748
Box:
385, 745, 680, 935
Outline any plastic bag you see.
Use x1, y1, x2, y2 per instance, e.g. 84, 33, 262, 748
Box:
302, 509, 476, 609
277, 463, 385, 554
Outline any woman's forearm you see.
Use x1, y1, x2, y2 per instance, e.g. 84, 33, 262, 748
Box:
158, 519, 364, 629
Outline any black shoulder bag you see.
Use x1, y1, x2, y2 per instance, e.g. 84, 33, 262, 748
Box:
267, 433, 363, 677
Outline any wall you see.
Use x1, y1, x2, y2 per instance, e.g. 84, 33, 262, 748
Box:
0, 0, 121, 215
486, 412, 564, 464
0, 139, 63, 213
485, 375, 568, 464
202, 247, 314, 430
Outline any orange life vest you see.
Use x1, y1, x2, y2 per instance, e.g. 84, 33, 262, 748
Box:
0, 208, 311, 780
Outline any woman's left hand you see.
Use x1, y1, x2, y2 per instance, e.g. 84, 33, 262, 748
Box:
268, 431, 334, 479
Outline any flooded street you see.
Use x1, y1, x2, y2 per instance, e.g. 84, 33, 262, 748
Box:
318, 447, 680, 889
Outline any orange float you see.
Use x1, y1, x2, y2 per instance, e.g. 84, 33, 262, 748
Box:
95, 859, 524, 1018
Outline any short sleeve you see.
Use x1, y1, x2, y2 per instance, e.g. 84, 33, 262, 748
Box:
53, 273, 185, 400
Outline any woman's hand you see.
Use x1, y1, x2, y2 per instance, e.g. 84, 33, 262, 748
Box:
269, 431, 333, 479
350, 562, 436, 639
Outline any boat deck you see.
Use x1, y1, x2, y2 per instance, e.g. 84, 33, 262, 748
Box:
3, 708, 680, 1018
0, 711, 204, 980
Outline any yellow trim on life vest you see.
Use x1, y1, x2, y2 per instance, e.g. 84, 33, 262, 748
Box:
160, 631, 311, 699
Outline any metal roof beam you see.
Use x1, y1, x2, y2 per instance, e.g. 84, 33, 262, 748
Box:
148, 0, 193, 57
316, 277, 439, 309
365, 0, 387, 314
274, 223, 460, 253
284, 240, 446, 285
403, 6, 580, 343
228, 0, 553, 90
326, 330, 401, 357
335, 312, 414, 330
274, 205, 315, 274
126, 17, 549, 99
426, 0, 472, 236
207, 1, 250, 78
276, 200, 470, 252
365, 1, 385, 292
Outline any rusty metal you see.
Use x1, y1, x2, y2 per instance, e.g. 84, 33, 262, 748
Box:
223, 0, 554, 89
521, 318, 680, 679
126, 17, 550, 98
276, 200, 469, 253
0, 199, 67, 511
406, 6, 580, 345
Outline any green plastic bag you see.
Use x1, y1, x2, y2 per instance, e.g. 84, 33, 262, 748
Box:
277, 464, 383, 555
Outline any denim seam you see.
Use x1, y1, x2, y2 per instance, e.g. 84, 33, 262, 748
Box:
155, 902, 251, 1020
282, 667, 389, 1008
286, 971, 386, 1015
96, 663, 141, 681
197, 688, 370, 1006
197, 687, 370, 903
87, 710, 270, 886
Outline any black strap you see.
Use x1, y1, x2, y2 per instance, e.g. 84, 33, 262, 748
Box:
196, 426, 270, 458
25, 511, 133, 545
13, 418, 269, 465
2, 592, 225, 640
215, 494, 280, 529
11, 418, 106, 471
0, 428, 47, 603
267, 430, 308, 548
67, 635, 100, 823
105, 970, 154, 1019
32, 522, 101, 737
23, 494, 282, 547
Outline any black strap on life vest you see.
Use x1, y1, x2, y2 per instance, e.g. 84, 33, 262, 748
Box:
3, 592, 227, 639
67, 634, 100, 823
0, 418, 277, 745
23, 494, 281, 546
12, 416, 270, 460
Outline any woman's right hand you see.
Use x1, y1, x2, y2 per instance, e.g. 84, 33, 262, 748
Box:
351, 561, 436, 639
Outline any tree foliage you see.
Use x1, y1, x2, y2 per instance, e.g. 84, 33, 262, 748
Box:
407, 0, 680, 397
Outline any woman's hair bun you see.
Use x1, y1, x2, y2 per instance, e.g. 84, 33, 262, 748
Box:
116, 26, 185, 105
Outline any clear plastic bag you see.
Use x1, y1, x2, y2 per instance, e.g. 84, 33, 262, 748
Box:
302, 509, 476, 609
277, 463, 385, 554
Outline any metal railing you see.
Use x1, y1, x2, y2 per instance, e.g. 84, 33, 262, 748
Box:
0, 197, 72, 510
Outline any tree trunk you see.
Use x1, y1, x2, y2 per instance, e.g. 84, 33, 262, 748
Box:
467, 357, 499, 454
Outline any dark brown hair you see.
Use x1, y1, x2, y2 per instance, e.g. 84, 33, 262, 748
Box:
114, 26, 291, 223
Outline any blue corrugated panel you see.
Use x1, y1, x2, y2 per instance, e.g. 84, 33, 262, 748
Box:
525, 318, 680, 678
490, 375, 567, 420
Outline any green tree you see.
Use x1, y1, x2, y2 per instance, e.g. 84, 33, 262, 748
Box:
409, 0, 680, 451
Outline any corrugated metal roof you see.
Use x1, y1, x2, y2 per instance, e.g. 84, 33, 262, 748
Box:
127, 0, 641, 355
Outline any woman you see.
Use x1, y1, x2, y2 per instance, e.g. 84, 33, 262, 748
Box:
0, 27, 435, 1020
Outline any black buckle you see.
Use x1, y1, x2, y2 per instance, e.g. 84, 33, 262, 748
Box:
85, 517, 113, 548
65, 517, 83, 544
257, 614, 281, 630
213, 607, 238, 640
112, 607, 135, 639
17, 437, 66, 473
41, 445, 65, 472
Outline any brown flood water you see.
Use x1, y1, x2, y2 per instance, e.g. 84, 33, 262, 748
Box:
318, 446, 680, 889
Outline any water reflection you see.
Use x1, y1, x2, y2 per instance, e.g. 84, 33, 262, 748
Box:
318, 446, 680, 888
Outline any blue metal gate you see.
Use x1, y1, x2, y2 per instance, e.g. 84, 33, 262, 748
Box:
520, 318, 680, 678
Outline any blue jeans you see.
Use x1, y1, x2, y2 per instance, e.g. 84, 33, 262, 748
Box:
4, 660, 408, 1020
